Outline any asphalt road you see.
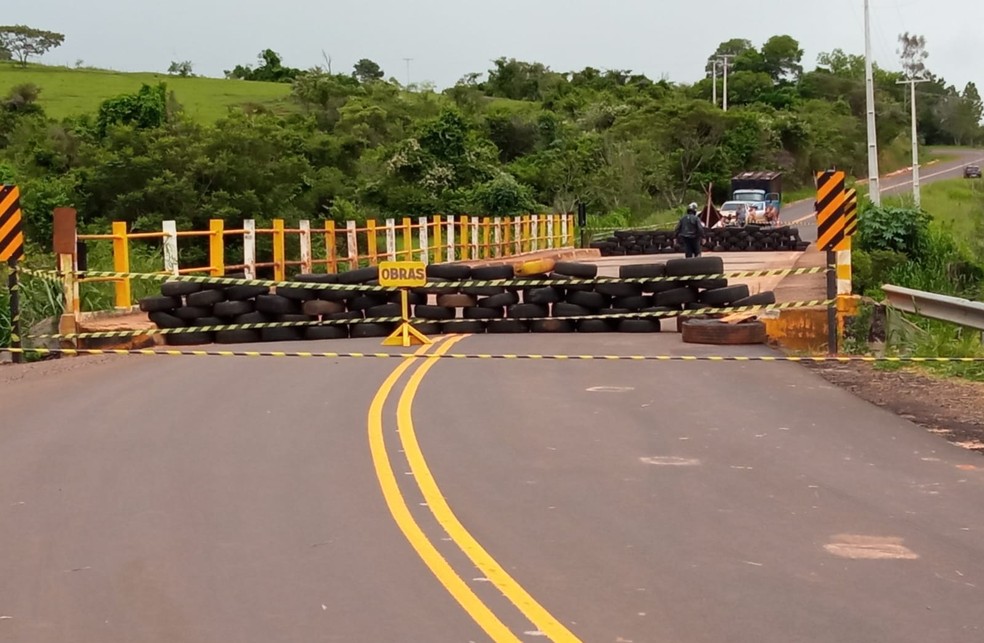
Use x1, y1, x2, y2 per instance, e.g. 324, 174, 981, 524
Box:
785, 149, 984, 242
2, 333, 983, 643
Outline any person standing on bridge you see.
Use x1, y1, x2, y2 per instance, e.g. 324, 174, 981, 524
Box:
675, 202, 705, 258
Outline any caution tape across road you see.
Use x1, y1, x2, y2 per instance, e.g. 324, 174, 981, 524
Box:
18, 266, 831, 290
6, 347, 984, 363
27, 300, 835, 340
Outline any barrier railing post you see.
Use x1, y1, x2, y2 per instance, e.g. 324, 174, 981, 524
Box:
59, 252, 79, 322
403, 217, 413, 260
209, 219, 225, 277
299, 220, 312, 274
366, 220, 379, 265
418, 216, 429, 264
523, 216, 532, 253
243, 219, 256, 278
554, 214, 562, 248
483, 217, 492, 259
514, 218, 522, 255
471, 218, 479, 260
385, 218, 397, 261
446, 216, 455, 261
432, 216, 443, 263
162, 220, 179, 276
493, 217, 502, 258
346, 221, 358, 270
325, 220, 337, 273
459, 215, 468, 261
561, 214, 569, 247
546, 215, 555, 249
272, 218, 286, 281
111, 221, 131, 308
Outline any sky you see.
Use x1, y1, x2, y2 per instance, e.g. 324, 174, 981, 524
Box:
8, 0, 983, 91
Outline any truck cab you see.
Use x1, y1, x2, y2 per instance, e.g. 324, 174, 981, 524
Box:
730, 171, 782, 224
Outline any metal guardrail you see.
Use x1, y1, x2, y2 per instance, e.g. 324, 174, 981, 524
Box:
883, 284, 984, 331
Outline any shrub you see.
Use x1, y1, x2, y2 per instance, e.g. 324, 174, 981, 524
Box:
857, 202, 932, 259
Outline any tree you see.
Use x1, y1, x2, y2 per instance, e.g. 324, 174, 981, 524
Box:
0, 25, 65, 67
760, 35, 803, 82
353, 58, 384, 84
897, 32, 928, 79
167, 61, 194, 77
224, 49, 300, 83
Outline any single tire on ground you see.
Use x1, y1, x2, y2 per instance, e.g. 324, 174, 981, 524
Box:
681, 319, 768, 345
261, 327, 304, 342
576, 319, 615, 333
443, 320, 486, 334
351, 322, 395, 338
411, 322, 443, 336
507, 303, 549, 319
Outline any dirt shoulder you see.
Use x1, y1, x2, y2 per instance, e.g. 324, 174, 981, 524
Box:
804, 361, 984, 454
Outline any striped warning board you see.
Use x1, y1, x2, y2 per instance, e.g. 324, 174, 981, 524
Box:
0, 185, 25, 262
815, 170, 847, 252
843, 188, 859, 238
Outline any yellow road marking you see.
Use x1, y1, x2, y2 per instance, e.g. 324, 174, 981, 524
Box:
398, 336, 583, 642
367, 338, 522, 643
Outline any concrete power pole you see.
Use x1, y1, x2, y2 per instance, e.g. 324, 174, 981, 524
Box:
717, 55, 735, 111
897, 77, 930, 207
711, 60, 718, 107
402, 57, 413, 88
863, 0, 881, 205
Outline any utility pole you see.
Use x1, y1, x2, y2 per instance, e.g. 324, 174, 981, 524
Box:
863, 0, 881, 205
716, 55, 734, 111
710, 59, 718, 107
402, 57, 413, 88
897, 77, 929, 207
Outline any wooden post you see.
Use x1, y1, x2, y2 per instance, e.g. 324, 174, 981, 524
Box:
346, 221, 358, 270
111, 221, 131, 308
272, 219, 285, 281
162, 220, 179, 276
403, 217, 414, 260
325, 220, 337, 273
299, 220, 312, 274
243, 219, 256, 279
366, 220, 379, 265
209, 219, 224, 277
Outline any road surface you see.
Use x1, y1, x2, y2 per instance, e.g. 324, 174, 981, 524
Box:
2, 333, 983, 642
786, 149, 984, 242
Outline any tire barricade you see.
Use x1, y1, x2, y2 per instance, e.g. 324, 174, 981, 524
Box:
22, 259, 831, 346
590, 225, 809, 256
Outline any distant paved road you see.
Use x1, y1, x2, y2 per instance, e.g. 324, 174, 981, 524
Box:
787, 149, 984, 242
2, 333, 984, 642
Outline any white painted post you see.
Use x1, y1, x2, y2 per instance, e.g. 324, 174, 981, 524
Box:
561, 214, 569, 247
385, 218, 397, 261
514, 218, 522, 255
531, 214, 540, 251
471, 219, 479, 260
546, 216, 555, 249
418, 216, 429, 264
299, 220, 312, 274
446, 216, 455, 261
493, 217, 502, 258
346, 220, 358, 269
162, 220, 179, 276
242, 219, 256, 279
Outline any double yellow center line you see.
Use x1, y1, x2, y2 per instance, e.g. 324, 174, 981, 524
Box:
367, 336, 581, 642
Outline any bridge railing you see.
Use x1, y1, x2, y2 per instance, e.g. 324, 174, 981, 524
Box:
74, 214, 576, 310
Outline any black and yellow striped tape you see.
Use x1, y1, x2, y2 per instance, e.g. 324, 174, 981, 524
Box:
19, 266, 830, 291
6, 347, 984, 363
27, 300, 834, 340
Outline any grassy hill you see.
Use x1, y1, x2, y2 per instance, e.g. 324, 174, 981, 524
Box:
0, 62, 293, 122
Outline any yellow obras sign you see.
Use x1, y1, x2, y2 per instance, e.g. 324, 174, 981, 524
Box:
379, 261, 427, 288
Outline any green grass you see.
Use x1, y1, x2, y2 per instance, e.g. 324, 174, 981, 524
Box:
884, 176, 984, 239
0, 62, 294, 123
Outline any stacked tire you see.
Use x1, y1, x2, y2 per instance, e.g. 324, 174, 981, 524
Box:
591, 225, 809, 256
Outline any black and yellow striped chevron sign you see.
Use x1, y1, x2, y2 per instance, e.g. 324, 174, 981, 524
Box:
843, 188, 859, 239
815, 170, 847, 252
0, 185, 25, 262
